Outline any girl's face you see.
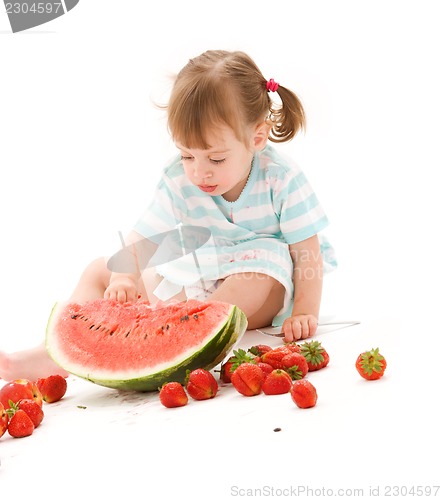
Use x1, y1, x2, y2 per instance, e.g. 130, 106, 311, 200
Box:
177, 125, 265, 202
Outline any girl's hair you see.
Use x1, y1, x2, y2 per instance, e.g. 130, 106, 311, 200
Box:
166, 50, 306, 149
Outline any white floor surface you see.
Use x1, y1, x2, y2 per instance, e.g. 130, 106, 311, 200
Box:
1, 312, 439, 499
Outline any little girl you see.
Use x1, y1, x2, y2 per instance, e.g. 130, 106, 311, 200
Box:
0, 50, 336, 381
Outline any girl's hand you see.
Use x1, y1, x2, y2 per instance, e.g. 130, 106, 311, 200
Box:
104, 275, 138, 303
282, 314, 318, 343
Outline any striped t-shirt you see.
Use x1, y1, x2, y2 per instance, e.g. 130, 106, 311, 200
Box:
134, 144, 336, 324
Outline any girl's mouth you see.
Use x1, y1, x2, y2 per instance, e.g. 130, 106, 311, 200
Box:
198, 185, 217, 193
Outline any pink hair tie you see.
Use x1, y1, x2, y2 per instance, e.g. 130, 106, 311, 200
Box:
266, 78, 279, 92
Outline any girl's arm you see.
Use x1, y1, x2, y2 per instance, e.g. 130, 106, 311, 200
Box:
282, 234, 323, 342
104, 230, 158, 302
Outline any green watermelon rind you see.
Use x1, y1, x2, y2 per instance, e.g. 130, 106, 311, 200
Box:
45, 302, 247, 392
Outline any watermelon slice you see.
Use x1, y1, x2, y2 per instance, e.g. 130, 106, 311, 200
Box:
45, 298, 247, 391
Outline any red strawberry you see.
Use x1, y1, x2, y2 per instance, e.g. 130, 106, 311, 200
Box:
219, 348, 255, 383
219, 358, 235, 383
17, 399, 44, 428
36, 375, 67, 403
256, 362, 274, 380
262, 369, 292, 395
281, 352, 309, 380
159, 382, 188, 408
7, 409, 34, 438
290, 379, 317, 409
300, 340, 330, 371
284, 342, 302, 354
355, 348, 387, 380
261, 346, 292, 369
231, 363, 264, 396
247, 344, 273, 357
0, 379, 43, 408
186, 368, 218, 400
0, 402, 8, 438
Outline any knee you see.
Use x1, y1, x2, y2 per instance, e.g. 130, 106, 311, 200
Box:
271, 277, 285, 294
85, 256, 107, 271
82, 257, 110, 283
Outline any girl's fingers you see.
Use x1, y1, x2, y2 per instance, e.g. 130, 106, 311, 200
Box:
307, 317, 318, 337
283, 318, 301, 342
117, 289, 127, 303
283, 315, 318, 341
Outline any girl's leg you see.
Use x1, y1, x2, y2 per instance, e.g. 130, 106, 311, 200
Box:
0, 257, 149, 381
0, 345, 70, 382
209, 273, 286, 330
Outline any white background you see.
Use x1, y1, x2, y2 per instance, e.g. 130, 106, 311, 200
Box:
1, 1, 440, 496
1, 1, 440, 349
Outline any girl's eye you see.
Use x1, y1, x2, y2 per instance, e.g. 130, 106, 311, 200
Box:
180, 155, 193, 161
211, 158, 226, 164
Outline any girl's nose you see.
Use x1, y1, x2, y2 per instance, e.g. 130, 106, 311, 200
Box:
193, 162, 212, 179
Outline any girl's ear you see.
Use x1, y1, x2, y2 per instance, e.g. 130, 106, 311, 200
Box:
253, 121, 270, 151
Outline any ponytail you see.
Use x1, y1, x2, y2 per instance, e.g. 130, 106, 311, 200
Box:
267, 85, 306, 143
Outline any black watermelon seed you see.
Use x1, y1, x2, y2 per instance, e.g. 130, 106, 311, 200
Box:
273, 427, 282, 432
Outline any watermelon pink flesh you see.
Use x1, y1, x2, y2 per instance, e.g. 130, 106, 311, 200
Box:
46, 298, 247, 390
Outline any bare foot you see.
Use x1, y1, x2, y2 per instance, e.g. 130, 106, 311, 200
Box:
0, 344, 69, 382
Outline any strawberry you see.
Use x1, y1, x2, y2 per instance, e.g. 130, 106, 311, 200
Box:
290, 379, 317, 409
219, 348, 255, 383
284, 342, 302, 354
0, 402, 9, 439
281, 352, 309, 380
256, 362, 274, 380
159, 382, 188, 408
219, 358, 235, 383
300, 340, 330, 371
261, 346, 292, 369
355, 348, 387, 380
7, 409, 34, 438
247, 344, 273, 357
231, 362, 264, 396
186, 368, 218, 400
17, 399, 44, 428
0, 379, 43, 408
262, 369, 292, 395
36, 375, 67, 403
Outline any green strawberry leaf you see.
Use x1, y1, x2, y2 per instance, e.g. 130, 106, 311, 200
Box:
300, 341, 325, 365
361, 348, 385, 375
230, 348, 256, 371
